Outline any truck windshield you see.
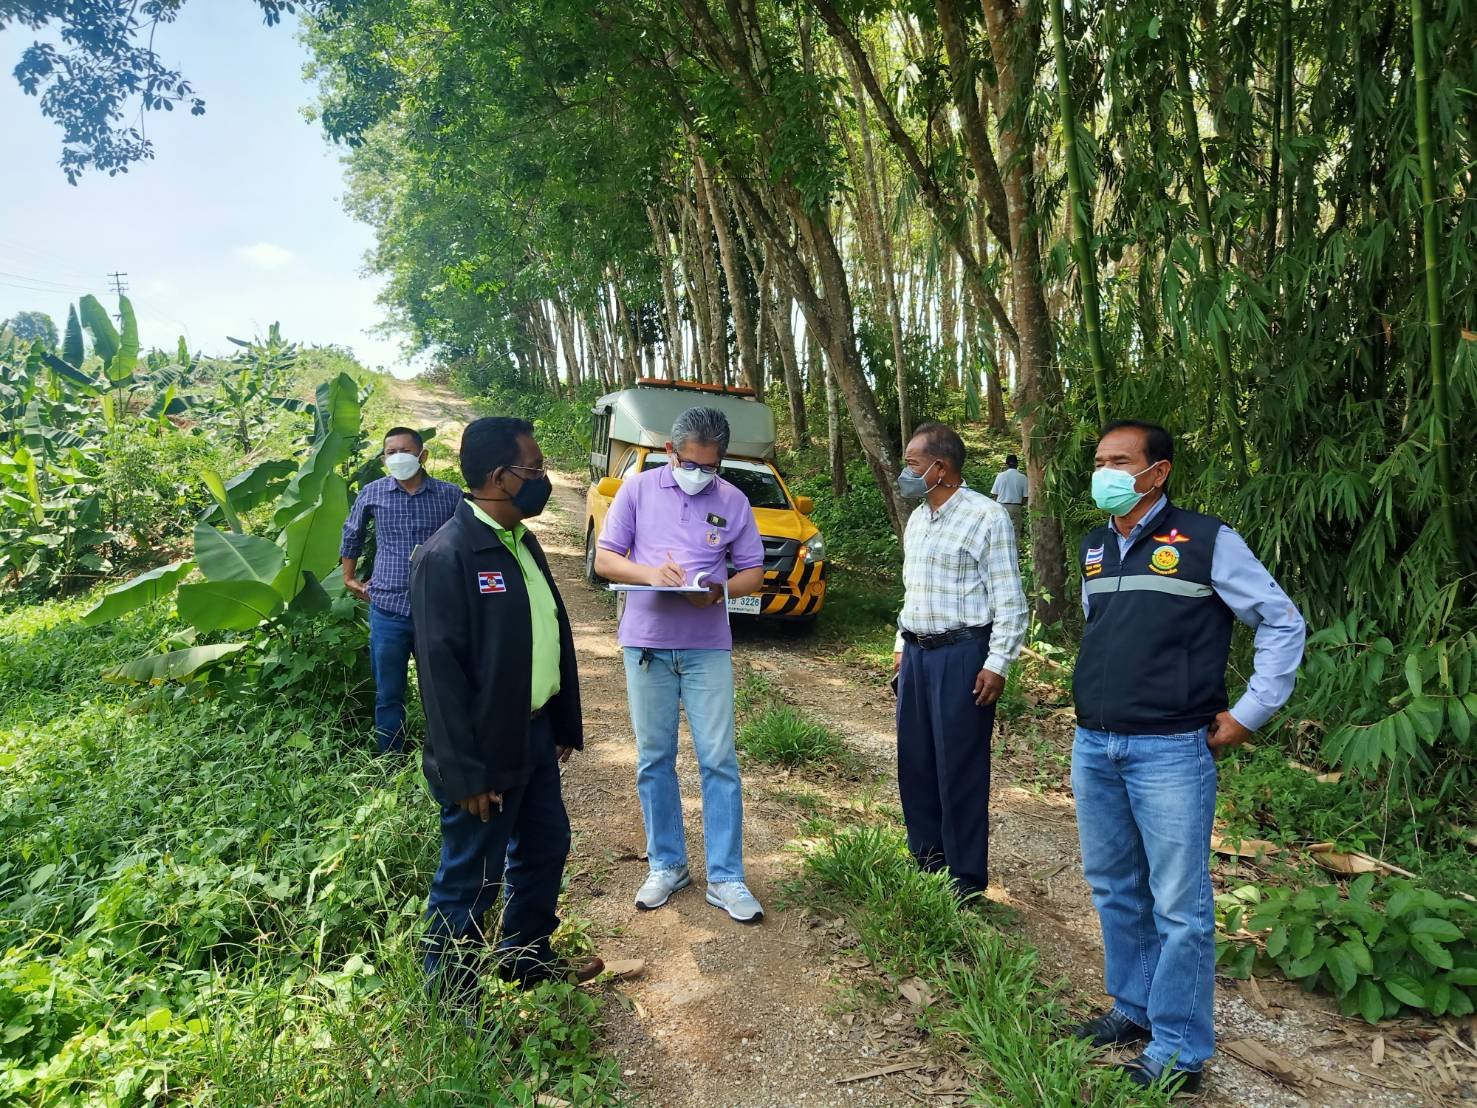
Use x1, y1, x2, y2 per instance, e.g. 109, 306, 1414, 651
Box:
642, 456, 790, 510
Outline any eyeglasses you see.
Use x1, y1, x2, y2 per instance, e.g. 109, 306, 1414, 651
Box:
505, 463, 546, 480
672, 453, 719, 475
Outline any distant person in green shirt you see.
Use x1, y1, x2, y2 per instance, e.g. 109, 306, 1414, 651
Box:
410, 416, 601, 998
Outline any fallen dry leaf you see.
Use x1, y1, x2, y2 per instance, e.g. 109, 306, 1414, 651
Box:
1221, 1038, 1311, 1091
1287, 759, 1344, 784
1211, 832, 1280, 859
1373, 1034, 1385, 1066
898, 977, 935, 1007
834, 1061, 923, 1084
602, 958, 646, 979
1031, 860, 1071, 881
1308, 843, 1417, 878
1241, 974, 1275, 1020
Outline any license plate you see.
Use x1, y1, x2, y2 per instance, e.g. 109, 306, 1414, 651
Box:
727, 594, 762, 615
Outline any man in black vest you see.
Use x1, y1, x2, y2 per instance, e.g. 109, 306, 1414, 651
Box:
1067, 420, 1305, 1094
411, 417, 602, 1000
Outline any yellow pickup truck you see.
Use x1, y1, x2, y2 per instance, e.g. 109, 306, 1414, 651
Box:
583, 379, 827, 623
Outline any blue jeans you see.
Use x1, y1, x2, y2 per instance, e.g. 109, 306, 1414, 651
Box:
623, 648, 745, 884
423, 715, 570, 994
369, 605, 415, 753
1071, 726, 1218, 1071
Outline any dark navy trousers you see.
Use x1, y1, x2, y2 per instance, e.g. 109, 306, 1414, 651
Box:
896, 632, 996, 895
423, 715, 570, 994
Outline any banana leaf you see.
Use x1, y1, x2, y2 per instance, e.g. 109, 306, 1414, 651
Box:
194, 522, 286, 584
177, 579, 285, 632
81, 558, 194, 626
105, 643, 248, 684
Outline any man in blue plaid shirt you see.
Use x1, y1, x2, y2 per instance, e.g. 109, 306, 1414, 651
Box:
341, 427, 462, 753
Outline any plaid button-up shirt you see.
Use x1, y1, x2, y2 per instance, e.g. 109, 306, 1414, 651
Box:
894, 485, 1029, 676
340, 474, 463, 616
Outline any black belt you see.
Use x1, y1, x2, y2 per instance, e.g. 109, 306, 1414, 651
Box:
901, 625, 991, 650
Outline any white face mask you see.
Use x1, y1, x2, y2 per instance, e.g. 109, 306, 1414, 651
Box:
385, 452, 422, 481
671, 463, 716, 495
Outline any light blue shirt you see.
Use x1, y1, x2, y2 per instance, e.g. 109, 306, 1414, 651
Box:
1081, 495, 1307, 732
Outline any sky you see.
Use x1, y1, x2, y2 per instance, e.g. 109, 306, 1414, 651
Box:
0, 6, 421, 376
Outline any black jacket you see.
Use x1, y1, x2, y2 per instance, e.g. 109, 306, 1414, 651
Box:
409, 501, 582, 800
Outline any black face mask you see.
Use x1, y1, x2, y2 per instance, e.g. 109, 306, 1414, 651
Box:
510, 474, 552, 518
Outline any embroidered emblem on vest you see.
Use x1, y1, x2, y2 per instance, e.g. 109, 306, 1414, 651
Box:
1084, 544, 1104, 577
1149, 545, 1181, 575
477, 571, 507, 593
1152, 527, 1192, 544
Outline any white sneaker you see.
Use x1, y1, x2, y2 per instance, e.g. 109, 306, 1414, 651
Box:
634, 865, 691, 910
706, 881, 764, 923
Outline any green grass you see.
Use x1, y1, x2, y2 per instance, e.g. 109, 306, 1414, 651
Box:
799, 825, 1171, 1107
0, 596, 623, 1105
814, 574, 903, 665
737, 705, 858, 772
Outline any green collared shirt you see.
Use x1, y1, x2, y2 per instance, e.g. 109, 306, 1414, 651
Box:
470, 503, 561, 711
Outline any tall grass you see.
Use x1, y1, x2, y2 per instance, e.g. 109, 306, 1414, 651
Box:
801, 825, 1168, 1107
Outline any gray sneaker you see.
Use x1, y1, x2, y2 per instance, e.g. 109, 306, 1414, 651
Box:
634, 865, 691, 910
706, 881, 764, 923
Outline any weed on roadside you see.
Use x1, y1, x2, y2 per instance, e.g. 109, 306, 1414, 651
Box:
738, 705, 860, 773
798, 824, 1169, 1107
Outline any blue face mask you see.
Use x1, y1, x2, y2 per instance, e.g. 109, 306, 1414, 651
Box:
1091, 464, 1157, 516
897, 460, 940, 499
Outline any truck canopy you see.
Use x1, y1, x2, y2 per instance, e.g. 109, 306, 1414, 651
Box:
594, 383, 776, 461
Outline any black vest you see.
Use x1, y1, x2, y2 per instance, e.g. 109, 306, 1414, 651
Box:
1072, 500, 1235, 733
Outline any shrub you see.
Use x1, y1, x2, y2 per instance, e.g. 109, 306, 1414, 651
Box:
1216, 875, 1477, 1022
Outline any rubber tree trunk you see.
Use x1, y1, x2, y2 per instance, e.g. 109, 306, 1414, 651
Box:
1049, 0, 1110, 425
701, 157, 759, 392
825, 359, 847, 497
690, 154, 731, 387
647, 203, 684, 377
980, 0, 1070, 624
843, 49, 910, 452
772, 289, 809, 448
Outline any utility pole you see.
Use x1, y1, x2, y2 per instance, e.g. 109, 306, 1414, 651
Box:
107, 271, 128, 323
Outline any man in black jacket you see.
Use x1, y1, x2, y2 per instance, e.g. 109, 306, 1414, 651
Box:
410, 416, 601, 996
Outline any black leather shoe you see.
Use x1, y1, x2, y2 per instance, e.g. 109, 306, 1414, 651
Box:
503, 955, 605, 988
1066, 1008, 1150, 1048
1119, 1053, 1204, 1097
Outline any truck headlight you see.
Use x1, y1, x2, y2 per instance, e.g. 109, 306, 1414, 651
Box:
803, 534, 826, 563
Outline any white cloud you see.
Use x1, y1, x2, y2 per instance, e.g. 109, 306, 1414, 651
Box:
234, 242, 295, 271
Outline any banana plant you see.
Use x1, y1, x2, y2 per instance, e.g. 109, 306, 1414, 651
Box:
41, 295, 201, 431
83, 372, 365, 683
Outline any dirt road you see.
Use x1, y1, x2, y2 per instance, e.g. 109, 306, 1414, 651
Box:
391, 377, 1438, 1108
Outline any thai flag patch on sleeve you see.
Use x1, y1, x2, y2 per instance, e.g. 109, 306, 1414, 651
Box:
1085, 545, 1104, 566
477, 571, 506, 594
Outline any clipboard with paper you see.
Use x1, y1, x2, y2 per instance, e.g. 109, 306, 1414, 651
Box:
608, 571, 756, 614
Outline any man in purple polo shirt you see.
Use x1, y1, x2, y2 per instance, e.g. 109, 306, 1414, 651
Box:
594, 406, 767, 922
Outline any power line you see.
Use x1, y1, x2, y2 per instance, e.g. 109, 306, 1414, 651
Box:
0, 269, 91, 293
0, 238, 99, 284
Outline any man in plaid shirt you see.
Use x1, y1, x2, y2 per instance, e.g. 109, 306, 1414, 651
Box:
340, 427, 462, 753
892, 422, 1028, 902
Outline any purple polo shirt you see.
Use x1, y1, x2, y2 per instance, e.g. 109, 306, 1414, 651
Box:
597, 464, 765, 650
